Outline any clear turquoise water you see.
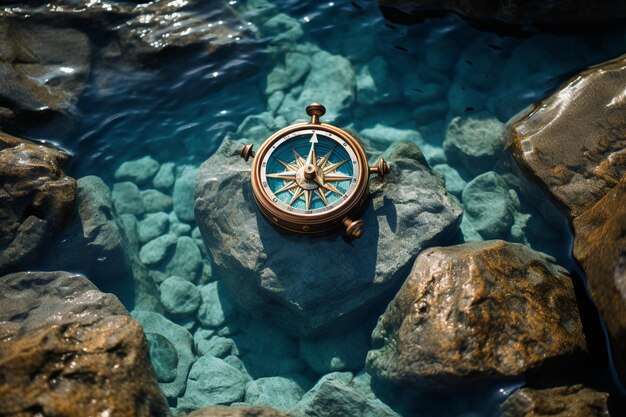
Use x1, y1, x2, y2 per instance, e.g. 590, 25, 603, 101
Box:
24, 0, 626, 415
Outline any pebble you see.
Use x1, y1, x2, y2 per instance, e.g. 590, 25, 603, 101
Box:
138, 212, 169, 243
112, 182, 145, 215
141, 189, 173, 213
114, 156, 160, 185
139, 233, 178, 265
160, 276, 201, 316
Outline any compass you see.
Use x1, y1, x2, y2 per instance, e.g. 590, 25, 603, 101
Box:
240, 103, 389, 239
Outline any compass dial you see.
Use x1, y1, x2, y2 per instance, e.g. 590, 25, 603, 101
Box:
259, 129, 359, 215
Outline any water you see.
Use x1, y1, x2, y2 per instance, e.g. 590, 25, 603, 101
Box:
17, 0, 626, 415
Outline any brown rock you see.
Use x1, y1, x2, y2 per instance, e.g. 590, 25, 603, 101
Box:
0, 132, 76, 274
0, 271, 170, 417
185, 407, 290, 417
379, 0, 626, 27
500, 385, 610, 417
506, 54, 626, 219
573, 177, 626, 374
366, 240, 586, 386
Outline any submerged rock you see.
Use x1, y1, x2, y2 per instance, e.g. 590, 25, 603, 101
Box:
114, 156, 160, 185
160, 275, 201, 316
195, 139, 462, 337
500, 385, 610, 417
185, 406, 289, 417
174, 166, 198, 222
0, 132, 76, 274
112, 181, 145, 215
299, 327, 370, 374
0, 271, 169, 417
245, 376, 310, 411
366, 241, 586, 386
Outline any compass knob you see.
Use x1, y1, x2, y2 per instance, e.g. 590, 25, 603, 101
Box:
306, 103, 326, 124
240, 144, 255, 161
343, 217, 364, 239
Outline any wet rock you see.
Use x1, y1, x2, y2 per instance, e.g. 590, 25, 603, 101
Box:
0, 20, 90, 130
462, 171, 519, 239
178, 355, 248, 411
261, 13, 304, 45
197, 281, 237, 328
356, 56, 402, 105
366, 241, 586, 386
245, 376, 310, 411
139, 233, 178, 265
153, 162, 176, 191
433, 164, 466, 198
132, 310, 195, 400
0, 132, 75, 274
443, 114, 505, 177
290, 372, 400, 417
379, 0, 626, 27
112, 181, 145, 215
0, 271, 169, 417
195, 139, 462, 337
114, 156, 160, 185
185, 406, 290, 417
146, 332, 179, 383
165, 236, 203, 281
194, 329, 239, 358
174, 166, 197, 222
359, 124, 423, 150
266, 51, 311, 95
160, 275, 201, 316
138, 211, 170, 243
573, 177, 626, 376
500, 385, 609, 417
141, 189, 173, 213
299, 327, 370, 374
506, 54, 626, 219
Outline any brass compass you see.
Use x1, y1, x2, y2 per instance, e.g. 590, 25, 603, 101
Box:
240, 103, 389, 239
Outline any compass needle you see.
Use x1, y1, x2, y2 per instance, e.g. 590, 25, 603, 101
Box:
288, 187, 304, 206
323, 159, 348, 175
267, 171, 297, 180
323, 183, 344, 196
317, 146, 336, 168
324, 172, 352, 181
306, 133, 318, 166
275, 157, 298, 171
315, 188, 329, 206
304, 190, 312, 210
274, 181, 298, 194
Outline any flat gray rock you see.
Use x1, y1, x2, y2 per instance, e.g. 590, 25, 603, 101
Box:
195, 138, 462, 337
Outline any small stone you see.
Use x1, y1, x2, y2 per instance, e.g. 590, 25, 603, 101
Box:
443, 114, 505, 176
194, 329, 239, 358
112, 181, 145, 215
359, 124, 423, 149
500, 385, 609, 417
433, 164, 467, 198
114, 156, 160, 185
165, 236, 203, 281
160, 276, 201, 316
139, 233, 178, 265
138, 212, 170, 243
178, 355, 247, 411
141, 189, 173, 213
173, 166, 197, 222
153, 162, 176, 191
299, 327, 370, 374
197, 281, 237, 328
245, 376, 310, 411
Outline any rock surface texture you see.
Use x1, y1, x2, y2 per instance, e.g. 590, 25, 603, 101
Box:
506, 54, 626, 381
0, 132, 76, 274
195, 138, 462, 337
0, 271, 169, 417
366, 240, 586, 386
185, 406, 290, 417
500, 385, 610, 417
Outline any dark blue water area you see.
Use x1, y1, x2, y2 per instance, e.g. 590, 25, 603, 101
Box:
21, 0, 626, 415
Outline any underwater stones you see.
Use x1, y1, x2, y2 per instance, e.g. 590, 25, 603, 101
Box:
174, 166, 197, 222
366, 241, 586, 386
262, 13, 304, 45
114, 156, 160, 185
356, 56, 401, 105
443, 114, 505, 177
132, 310, 195, 400
197, 281, 237, 328
0, 20, 90, 130
195, 138, 462, 337
0, 271, 169, 417
160, 275, 201, 316
433, 164, 466, 198
299, 327, 370, 374
146, 332, 179, 383
245, 376, 309, 411
462, 171, 519, 239
153, 162, 176, 191
185, 406, 290, 417
112, 181, 145, 215
139, 233, 178, 265
138, 211, 170, 243
194, 329, 239, 358
266, 52, 311, 95
359, 124, 423, 150
178, 355, 248, 411
290, 372, 400, 417
141, 189, 173, 213
0, 133, 75, 274
500, 385, 610, 417
506, 54, 626, 219
165, 236, 203, 281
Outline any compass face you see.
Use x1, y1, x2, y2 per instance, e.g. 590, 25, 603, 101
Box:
259, 128, 360, 216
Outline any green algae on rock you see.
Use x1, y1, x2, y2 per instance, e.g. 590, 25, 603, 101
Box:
0, 271, 169, 417
366, 241, 586, 386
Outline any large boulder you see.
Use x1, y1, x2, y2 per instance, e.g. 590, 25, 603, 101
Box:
0, 271, 169, 417
195, 138, 462, 337
0, 132, 76, 274
500, 385, 610, 417
506, 54, 626, 381
366, 241, 586, 386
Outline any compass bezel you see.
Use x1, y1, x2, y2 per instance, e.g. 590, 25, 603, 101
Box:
250, 122, 370, 234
